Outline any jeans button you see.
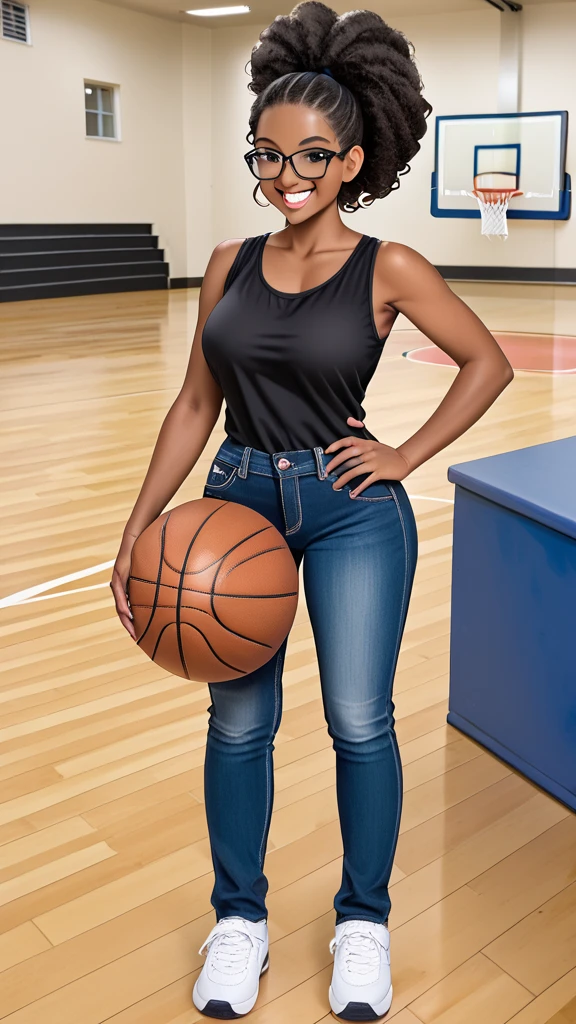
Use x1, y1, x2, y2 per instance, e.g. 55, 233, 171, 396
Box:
278, 458, 291, 470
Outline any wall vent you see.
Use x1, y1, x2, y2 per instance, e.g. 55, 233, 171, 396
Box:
1, 2, 30, 43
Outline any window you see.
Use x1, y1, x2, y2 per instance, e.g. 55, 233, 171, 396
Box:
85, 82, 117, 140
1, 1, 30, 43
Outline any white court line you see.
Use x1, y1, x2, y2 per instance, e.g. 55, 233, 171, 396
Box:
0, 560, 115, 609
409, 494, 455, 504
15, 582, 112, 605
404, 346, 576, 374
0, 493, 455, 609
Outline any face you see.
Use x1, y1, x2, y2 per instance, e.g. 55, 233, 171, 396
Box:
251, 103, 364, 221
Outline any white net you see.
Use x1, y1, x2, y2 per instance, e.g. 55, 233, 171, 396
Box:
466, 188, 522, 239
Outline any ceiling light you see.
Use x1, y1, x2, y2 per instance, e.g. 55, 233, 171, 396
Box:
186, 5, 250, 14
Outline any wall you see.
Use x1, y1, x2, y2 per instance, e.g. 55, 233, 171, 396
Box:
1, 1, 574, 276
0, 0, 189, 275
208, 5, 574, 270
182, 23, 213, 277
521, 1, 576, 270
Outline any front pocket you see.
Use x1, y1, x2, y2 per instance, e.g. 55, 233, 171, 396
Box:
205, 459, 238, 491
327, 472, 393, 501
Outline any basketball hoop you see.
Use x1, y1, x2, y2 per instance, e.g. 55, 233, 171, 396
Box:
466, 174, 523, 239
470, 188, 523, 238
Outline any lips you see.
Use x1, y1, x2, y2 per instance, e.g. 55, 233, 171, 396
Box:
276, 187, 315, 209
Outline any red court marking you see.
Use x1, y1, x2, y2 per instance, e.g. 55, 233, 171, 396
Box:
402, 332, 576, 373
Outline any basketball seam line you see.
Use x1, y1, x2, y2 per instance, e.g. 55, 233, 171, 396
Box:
215, 544, 287, 583
129, 589, 298, 599
160, 524, 276, 576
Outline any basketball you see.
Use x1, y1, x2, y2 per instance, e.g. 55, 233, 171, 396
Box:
126, 496, 299, 682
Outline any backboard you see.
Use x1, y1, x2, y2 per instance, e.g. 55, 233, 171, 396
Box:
431, 110, 570, 220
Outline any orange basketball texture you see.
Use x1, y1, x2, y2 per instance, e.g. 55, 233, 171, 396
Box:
127, 497, 299, 682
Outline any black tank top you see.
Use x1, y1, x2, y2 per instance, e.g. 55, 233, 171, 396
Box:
202, 231, 389, 455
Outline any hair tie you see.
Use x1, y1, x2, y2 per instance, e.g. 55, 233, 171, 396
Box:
320, 66, 334, 79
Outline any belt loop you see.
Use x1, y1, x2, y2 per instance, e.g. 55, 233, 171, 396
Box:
238, 446, 252, 479
313, 445, 327, 480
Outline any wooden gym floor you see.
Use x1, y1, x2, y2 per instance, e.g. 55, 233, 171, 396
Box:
1, 282, 576, 1024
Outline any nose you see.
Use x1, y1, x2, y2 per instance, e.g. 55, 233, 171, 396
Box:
277, 161, 303, 192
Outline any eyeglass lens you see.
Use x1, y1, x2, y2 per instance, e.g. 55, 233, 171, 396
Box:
247, 148, 331, 180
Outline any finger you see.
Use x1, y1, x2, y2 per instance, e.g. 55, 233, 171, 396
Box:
119, 613, 137, 640
110, 578, 134, 620
324, 436, 363, 455
324, 443, 366, 475
332, 467, 374, 491
346, 416, 365, 428
348, 472, 379, 497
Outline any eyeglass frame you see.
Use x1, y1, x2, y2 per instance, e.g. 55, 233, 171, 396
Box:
243, 143, 355, 181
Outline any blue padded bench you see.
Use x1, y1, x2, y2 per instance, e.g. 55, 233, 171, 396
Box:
447, 435, 576, 812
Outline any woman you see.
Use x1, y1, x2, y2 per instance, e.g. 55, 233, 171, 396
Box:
111, 2, 513, 1019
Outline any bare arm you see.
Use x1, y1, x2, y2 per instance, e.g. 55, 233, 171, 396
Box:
380, 243, 514, 473
110, 237, 244, 637
329, 242, 514, 492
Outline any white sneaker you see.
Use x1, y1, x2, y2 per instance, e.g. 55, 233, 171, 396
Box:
329, 919, 393, 1021
192, 916, 269, 1018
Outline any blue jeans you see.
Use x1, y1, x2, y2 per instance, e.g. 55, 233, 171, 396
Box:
202, 436, 418, 927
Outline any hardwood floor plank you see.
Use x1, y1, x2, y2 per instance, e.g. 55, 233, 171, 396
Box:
483, 880, 576, 995
2, 286, 574, 1022
503, 967, 576, 1024
409, 952, 533, 1023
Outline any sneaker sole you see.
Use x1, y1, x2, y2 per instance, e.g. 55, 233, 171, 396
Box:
329, 983, 393, 1021
193, 952, 269, 1018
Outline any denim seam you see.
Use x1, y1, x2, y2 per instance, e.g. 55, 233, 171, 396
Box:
292, 477, 303, 533
205, 467, 238, 490
348, 490, 394, 502
215, 463, 319, 480
383, 483, 410, 909
238, 447, 252, 479
313, 445, 327, 480
325, 473, 394, 501
387, 485, 409, 661
386, 730, 404, 883
280, 476, 302, 535
259, 646, 282, 868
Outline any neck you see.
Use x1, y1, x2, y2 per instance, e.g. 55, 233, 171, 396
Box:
277, 200, 361, 254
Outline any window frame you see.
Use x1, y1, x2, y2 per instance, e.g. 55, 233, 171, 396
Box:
1, 1, 32, 45
84, 80, 121, 143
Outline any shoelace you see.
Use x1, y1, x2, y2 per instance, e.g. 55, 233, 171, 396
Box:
199, 920, 258, 976
329, 926, 385, 976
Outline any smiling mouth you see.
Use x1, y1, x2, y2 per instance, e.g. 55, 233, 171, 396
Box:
276, 187, 315, 209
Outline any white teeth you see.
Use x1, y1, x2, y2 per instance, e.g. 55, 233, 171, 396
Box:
283, 190, 312, 203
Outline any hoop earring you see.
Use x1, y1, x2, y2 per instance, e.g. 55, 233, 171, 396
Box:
252, 182, 270, 208
357, 193, 375, 209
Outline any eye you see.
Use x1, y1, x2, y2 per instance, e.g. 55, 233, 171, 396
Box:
255, 149, 281, 163
303, 149, 330, 163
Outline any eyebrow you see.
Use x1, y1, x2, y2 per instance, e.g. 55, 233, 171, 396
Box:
254, 135, 332, 147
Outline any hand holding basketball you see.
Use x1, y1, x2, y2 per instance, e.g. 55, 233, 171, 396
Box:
124, 497, 299, 683
110, 535, 138, 641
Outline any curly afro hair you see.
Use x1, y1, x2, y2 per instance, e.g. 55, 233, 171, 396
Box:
246, 1, 432, 213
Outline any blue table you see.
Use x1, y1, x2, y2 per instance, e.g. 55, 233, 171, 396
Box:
447, 435, 576, 812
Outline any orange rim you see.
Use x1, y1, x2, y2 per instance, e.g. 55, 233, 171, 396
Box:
471, 189, 523, 203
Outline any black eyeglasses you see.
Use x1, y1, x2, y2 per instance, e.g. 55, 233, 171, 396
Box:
243, 145, 353, 181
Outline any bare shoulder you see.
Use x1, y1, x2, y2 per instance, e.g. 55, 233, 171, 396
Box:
376, 240, 438, 276
374, 240, 447, 301
199, 237, 246, 300
206, 237, 247, 277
